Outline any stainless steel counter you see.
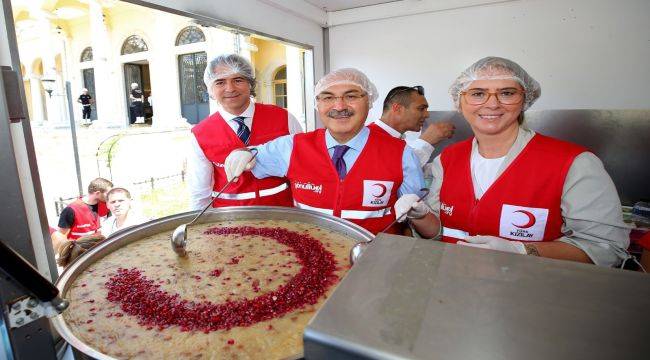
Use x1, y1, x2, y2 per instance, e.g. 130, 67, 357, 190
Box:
304, 234, 650, 360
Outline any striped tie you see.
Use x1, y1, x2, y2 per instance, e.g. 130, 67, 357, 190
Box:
233, 116, 251, 145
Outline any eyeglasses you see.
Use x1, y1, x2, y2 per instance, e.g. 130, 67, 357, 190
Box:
461, 88, 524, 105
316, 93, 367, 105
386, 85, 425, 103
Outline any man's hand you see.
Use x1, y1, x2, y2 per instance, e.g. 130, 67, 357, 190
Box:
394, 194, 430, 222
419, 122, 455, 145
51, 229, 69, 253
224, 150, 256, 181
457, 235, 527, 254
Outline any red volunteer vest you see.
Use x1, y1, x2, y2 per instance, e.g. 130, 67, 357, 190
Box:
287, 129, 405, 235
439, 134, 586, 243
78, 196, 108, 218
68, 199, 100, 240
192, 103, 293, 207
367, 122, 390, 136
97, 200, 109, 218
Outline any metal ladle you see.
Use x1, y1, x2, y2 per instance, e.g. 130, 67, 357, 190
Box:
171, 149, 257, 257
349, 188, 430, 265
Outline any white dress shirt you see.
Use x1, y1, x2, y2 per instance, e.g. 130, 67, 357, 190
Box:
101, 212, 144, 237
371, 119, 434, 167
188, 99, 303, 210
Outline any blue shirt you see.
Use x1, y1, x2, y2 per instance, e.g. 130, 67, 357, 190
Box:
251, 127, 426, 196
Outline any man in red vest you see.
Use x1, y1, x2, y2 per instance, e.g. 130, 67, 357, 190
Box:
367, 85, 455, 167
188, 54, 302, 210
411, 57, 630, 266
52, 177, 113, 251
224, 68, 439, 235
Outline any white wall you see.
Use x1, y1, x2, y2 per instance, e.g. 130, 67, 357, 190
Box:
328, 0, 650, 121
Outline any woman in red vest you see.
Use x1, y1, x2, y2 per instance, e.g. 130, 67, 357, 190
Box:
411, 57, 630, 267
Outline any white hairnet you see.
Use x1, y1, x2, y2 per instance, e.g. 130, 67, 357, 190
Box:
203, 54, 256, 98
449, 56, 541, 111
130, 83, 138, 89
314, 68, 378, 108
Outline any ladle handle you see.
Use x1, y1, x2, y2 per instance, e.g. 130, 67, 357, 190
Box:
187, 148, 259, 226
377, 188, 430, 236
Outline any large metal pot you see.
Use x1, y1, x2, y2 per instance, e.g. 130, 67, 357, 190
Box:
51, 206, 373, 360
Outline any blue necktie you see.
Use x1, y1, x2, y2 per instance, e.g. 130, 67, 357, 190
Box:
331, 145, 350, 180
233, 116, 250, 145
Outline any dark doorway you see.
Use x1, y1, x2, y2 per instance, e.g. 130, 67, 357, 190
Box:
178, 51, 209, 124
82, 68, 98, 120
124, 62, 152, 125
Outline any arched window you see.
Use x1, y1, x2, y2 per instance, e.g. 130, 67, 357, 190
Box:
175, 26, 205, 46
121, 35, 148, 55
272, 66, 287, 108
80, 47, 93, 62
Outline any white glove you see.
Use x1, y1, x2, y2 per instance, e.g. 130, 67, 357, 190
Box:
224, 149, 256, 181
394, 194, 430, 223
457, 235, 526, 254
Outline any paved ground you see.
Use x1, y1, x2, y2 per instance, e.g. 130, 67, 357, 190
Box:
30, 121, 193, 227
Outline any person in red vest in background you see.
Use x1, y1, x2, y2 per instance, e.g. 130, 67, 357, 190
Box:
409, 56, 630, 266
223, 68, 438, 235
188, 53, 303, 210
51, 177, 113, 251
638, 232, 650, 272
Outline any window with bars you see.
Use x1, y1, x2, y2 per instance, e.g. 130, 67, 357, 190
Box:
80, 47, 93, 62
176, 26, 206, 46
121, 35, 148, 55
273, 66, 287, 109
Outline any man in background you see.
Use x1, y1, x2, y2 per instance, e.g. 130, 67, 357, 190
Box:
129, 82, 145, 124
101, 187, 144, 236
77, 88, 94, 125
368, 85, 455, 167
51, 177, 113, 251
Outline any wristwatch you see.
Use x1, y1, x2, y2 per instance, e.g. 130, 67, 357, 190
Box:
524, 243, 540, 256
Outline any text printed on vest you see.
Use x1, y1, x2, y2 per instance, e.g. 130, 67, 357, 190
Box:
294, 181, 323, 194
441, 202, 454, 216
362, 180, 394, 207
499, 204, 549, 241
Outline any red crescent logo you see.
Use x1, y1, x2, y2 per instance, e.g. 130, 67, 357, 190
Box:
372, 183, 387, 198
512, 210, 536, 228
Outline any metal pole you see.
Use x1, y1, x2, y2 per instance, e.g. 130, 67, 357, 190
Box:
65, 81, 83, 196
